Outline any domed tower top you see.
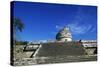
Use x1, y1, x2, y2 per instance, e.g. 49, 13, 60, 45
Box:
56, 26, 72, 42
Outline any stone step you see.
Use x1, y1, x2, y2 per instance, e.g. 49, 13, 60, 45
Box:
35, 42, 85, 57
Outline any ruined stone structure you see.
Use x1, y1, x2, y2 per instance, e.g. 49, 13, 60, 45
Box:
56, 26, 72, 42
81, 40, 97, 55
23, 26, 97, 57
13, 26, 97, 66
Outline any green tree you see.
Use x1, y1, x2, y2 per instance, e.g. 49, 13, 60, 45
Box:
13, 18, 24, 32
13, 18, 24, 44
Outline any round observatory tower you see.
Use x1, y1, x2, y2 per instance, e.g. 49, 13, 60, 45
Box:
56, 26, 72, 42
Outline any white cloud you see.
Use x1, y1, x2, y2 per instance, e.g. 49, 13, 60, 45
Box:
55, 25, 59, 29
90, 27, 96, 32
55, 25, 62, 29
68, 23, 93, 35
55, 23, 96, 35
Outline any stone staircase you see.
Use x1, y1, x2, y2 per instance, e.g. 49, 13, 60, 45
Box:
34, 42, 85, 57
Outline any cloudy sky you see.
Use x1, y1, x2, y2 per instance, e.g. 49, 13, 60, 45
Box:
13, 1, 97, 41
